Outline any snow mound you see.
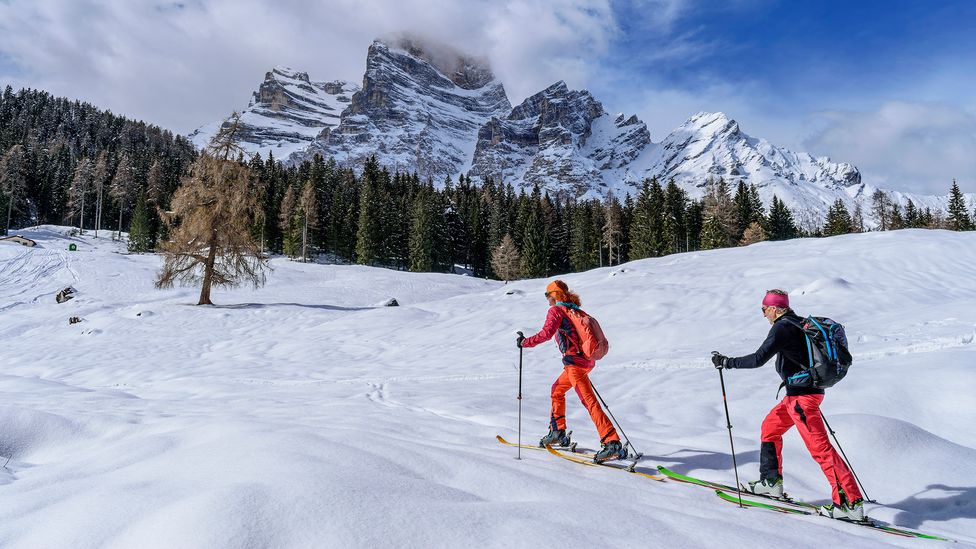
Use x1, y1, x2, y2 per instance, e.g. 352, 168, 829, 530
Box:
794, 277, 855, 296
0, 407, 86, 460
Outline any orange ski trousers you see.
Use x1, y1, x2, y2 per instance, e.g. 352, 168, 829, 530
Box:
550, 366, 619, 444
761, 394, 863, 505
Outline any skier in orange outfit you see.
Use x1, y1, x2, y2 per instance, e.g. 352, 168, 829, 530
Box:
517, 280, 626, 463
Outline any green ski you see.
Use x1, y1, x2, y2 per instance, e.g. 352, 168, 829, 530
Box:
657, 465, 814, 509
715, 490, 954, 541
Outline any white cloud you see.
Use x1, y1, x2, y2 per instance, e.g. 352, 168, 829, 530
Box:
2, 0, 972, 197
803, 101, 976, 194
0, 0, 616, 133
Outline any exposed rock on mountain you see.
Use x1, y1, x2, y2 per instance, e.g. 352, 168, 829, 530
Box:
294, 38, 512, 181
189, 67, 357, 160
194, 39, 949, 225
468, 81, 651, 196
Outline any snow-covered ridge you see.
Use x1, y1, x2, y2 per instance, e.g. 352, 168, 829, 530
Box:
2, 225, 975, 545
188, 39, 969, 225
189, 66, 358, 160
468, 80, 652, 196
292, 38, 512, 179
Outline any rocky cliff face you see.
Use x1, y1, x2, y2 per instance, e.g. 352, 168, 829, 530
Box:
294, 38, 512, 181
189, 67, 357, 160
468, 81, 652, 196
190, 39, 883, 222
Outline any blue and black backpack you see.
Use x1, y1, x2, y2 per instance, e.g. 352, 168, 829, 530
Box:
782, 316, 853, 391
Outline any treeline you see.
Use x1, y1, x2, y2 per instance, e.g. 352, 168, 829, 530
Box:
222, 155, 976, 280
247, 154, 799, 278
3, 86, 975, 281
0, 86, 196, 241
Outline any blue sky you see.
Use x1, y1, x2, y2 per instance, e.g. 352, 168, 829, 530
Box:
599, 1, 976, 185
0, 0, 973, 193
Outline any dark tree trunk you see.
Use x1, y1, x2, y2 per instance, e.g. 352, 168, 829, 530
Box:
198, 231, 218, 305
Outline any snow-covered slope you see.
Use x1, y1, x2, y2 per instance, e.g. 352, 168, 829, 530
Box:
2, 226, 974, 547
294, 38, 512, 181
189, 67, 358, 161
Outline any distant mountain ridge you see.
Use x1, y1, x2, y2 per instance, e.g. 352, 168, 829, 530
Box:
190, 37, 961, 224
189, 67, 358, 161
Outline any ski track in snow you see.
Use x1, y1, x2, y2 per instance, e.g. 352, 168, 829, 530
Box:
1, 226, 975, 548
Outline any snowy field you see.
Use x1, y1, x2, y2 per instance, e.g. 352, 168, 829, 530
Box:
1, 226, 975, 548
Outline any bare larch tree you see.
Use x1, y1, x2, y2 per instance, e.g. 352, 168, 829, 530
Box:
156, 114, 267, 305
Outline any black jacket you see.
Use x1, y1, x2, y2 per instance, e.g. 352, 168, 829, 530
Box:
727, 310, 824, 396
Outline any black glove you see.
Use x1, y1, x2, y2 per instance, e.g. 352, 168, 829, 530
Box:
711, 351, 730, 369
516, 331, 525, 348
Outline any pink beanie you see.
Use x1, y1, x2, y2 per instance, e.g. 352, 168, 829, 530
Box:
762, 291, 790, 309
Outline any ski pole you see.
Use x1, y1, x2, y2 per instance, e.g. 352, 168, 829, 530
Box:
591, 381, 642, 460
516, 331, 524, 461
716, 360, 743, 508
821, 412, 876, 503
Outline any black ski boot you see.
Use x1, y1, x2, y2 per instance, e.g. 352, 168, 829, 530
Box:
594, 440, 627, 463
539, 428, 571, 448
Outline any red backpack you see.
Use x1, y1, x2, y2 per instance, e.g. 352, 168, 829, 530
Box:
563, 307, 610, 361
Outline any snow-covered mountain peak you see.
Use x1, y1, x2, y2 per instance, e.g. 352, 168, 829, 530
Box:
470, 80, 650, 194
293, 36, 511, 179
376, 36, 498, 91
679, 111, 740, 139
186, 40, 925, 224
188, 67, 357, 160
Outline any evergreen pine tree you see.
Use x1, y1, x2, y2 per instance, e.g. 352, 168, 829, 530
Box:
700, 214, 726, 250
749, 184, 766, 223
408, 185, 436, 272
127, 189, 153, 252
628, 180, 655, 259
904, 199, 920, 228
732, 181, 753, 242
619, 193, 634, 261
823, 199, 853, 236
946, 179, 973, 231
662, 180, 687, 254
767, 195, 798, 240
569, 201, 596, 271
355, 158, 382, 265
851, 201, 865, 233
521, 187, 550, 277
685, 199, 704, 251
648, 178, 666, 256
487, 178, 508, 252
889, 202, 905, 230
602, 192, 623, 265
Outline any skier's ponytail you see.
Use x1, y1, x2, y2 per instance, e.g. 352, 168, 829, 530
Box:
546, 279, 582, 307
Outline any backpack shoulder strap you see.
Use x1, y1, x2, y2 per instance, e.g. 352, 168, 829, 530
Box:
774, 316, 816, 398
